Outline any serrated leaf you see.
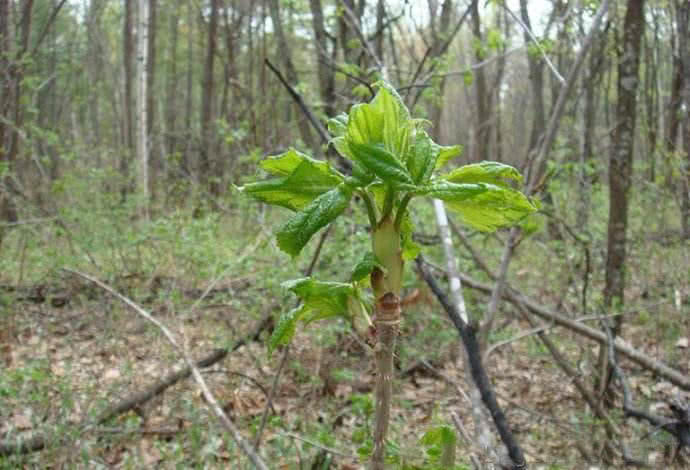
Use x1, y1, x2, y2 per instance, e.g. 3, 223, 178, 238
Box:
441, 161, 522, 187
434, 143, 463, 170
238, 149, 343, 211
349, 142, 413, 185
276, 184, 353, 256
350, 252, 383, 282
371, 82, 411, 157
347, 102, 384, 145
345, 83, 412, 158
268, 305, 308, 353
283, 277, 355, 323
425, 181, 536, 232
406, 130, 435, 184
327, 113, 349, 137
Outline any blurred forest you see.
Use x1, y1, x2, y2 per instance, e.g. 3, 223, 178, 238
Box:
0, 0, 689, 468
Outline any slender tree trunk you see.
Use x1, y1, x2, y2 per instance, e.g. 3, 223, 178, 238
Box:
643, 13, 659, 182
604, 0, 645, 329
267, 0, 317, 156
0, 0, 17, 230
200, 0, 219, 194
87, 0, 104, 151
576, 45, 601, 228
146, 0, 157, 203
309, 0, 336, 117
665, 10, 683, 187
470, 0, 489, 161
519, 0, 546, 171
374, 0, 385, 63
164, 3, 178, 166
678, 0, 690, 238
183, 1, 193, 178
1, 0, 33, 226
122, 0, 135, 199
136, 0, 150, 216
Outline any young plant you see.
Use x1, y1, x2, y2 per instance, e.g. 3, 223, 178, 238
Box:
238, 82, 535, 469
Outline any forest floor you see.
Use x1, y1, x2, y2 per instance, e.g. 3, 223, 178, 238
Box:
0, 200, 688, 469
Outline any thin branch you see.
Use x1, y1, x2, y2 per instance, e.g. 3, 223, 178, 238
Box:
61, 268, 269, 470
416, 257, 527, 470
280, 432, 357, 459
502, 3, 564, 84
456, 271, 690, 391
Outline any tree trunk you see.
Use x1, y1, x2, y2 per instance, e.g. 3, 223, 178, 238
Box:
164, 3, 178, 167
0, 0, 16, 230
267, 0, 317, 156
470, 0, 489, 161
605, 0, 645, 330
1, 0, 33, 226
678, 0, 690, 238
200, 0, 219, 194
183, 1, 193, 177
136, 0, 150, 216
576, 40, 602, 228
146, 0, 157, 203
665, 9, 683, 187
519, 0, 546, 171
122, 0, 135, 200
309, 0, 336, 117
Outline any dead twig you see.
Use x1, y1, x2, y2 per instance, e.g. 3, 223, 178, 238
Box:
416, 257, 527, 470
60, 268, 269, 470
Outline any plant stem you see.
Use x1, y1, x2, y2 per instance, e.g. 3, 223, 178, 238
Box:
371, 292, 401, 470
360, 189, 378, 228
393, 193, 413, 231
380, 185, 395, 224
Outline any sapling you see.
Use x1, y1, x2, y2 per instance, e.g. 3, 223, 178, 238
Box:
238, 82, 535, 469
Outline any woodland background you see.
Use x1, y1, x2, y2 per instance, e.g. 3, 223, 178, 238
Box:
0, 0, 689, 468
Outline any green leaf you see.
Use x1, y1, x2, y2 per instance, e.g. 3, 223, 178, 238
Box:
283, 277, 355, 323
441, 161, 522, 187
434, 143, 463, 170
268, 305, 309, 353
267, 278, 361, 354
420, 426, 456, 448
349, 142, 413, 186
371, 82, 412, 157
347, 102, 384, 146
406, 131, 462, 184
424, 181, 536, 232
238, 149, 343, 211
406, 130, 435, 184
345, 82, 412, 157
276, 184, 353, 256
350, 252, 383, 282
327, 113, 349, 137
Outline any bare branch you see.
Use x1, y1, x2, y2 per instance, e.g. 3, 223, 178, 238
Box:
61, 268, 270, 470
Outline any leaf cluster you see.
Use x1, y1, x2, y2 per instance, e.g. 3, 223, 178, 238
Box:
237, 81, 536, 353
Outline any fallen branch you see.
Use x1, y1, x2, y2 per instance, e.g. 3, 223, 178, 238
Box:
0, 293, 272, 458
416, 257, 527, 470
60, 269, 270, 469
455, 272, 690, 391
